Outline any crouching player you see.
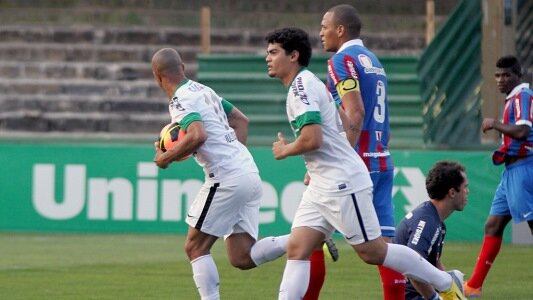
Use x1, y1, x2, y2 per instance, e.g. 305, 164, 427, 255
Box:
394, 161, 468, 300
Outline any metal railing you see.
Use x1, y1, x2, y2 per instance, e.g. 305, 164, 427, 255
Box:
417, 0, 482, 147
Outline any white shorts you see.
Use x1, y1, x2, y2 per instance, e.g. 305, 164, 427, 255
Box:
186, 172, 262, 239
292, 187, 381, 245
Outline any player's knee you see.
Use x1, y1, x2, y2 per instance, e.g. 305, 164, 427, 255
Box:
185, 240, 208, 260
484, 220, 504, 236
356, 248, 384, 265
228, 254, 254, 270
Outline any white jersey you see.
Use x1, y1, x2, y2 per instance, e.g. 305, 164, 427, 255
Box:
169, 79, 258, 180
285, 69, 373, 195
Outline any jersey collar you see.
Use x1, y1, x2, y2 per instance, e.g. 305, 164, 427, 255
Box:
287, 67, 308, 91
172, 78, 189, 96
337, 39, 364, 53
506, 83, 530, 100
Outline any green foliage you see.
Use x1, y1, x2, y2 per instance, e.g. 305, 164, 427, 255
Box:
0, 233, 531, 299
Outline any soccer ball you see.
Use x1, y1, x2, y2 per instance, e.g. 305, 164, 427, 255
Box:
158, 122, 190, 161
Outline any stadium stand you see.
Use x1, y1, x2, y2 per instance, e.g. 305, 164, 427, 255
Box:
198, 55, 423, 147
0, 0, 458, 146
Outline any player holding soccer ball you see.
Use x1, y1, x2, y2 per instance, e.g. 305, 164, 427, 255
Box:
265, 27, 465, 300
151, 48, 294, 300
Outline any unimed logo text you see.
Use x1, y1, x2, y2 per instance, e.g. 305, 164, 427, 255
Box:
32, 163, 428, 223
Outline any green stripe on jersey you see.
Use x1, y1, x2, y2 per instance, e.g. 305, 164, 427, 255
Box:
180, 112, 202, 131
221, 99, 234, 115
291, 111, 321, 136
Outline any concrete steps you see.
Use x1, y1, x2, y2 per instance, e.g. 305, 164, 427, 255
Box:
0, 23, 426, 142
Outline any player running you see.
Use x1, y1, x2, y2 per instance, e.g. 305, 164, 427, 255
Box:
151, 48, 290, 300
265, 27, 465, 300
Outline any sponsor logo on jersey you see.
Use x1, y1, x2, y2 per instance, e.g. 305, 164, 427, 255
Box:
411, 220, 426, 245
291, 76, 309, 105
224, 131, 237, 143
357, 54, 386, 76
345, 59, 358, 79
364, 66, 386, 76
170, 97, 185, 111
328, 60, 339, 86
358, 54, 373, 68
363, 150, 391, 158
427, 227, 441, 253
187, 81, 205, 92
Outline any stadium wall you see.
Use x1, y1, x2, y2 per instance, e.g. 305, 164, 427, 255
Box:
1, 142, 530, 244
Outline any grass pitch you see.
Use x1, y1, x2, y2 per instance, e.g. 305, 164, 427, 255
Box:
0, 233, 531, 299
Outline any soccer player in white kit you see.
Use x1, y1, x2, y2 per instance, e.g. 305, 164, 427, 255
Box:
265, 28, 465, 300
152, 48, 289, 300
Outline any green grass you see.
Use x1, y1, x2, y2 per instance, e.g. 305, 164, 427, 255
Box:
0, 233, 531, 299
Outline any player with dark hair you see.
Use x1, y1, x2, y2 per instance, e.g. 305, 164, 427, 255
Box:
394, 161, 469, 300
320, 4, 404, 299
152, 48, 291, 300
463, 55, 533, 297
265, 27, 465, 300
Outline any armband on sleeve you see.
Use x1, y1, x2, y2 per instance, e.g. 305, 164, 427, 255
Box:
335, 78, 360, 98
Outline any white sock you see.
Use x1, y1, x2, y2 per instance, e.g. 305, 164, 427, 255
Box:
382, 243, 452, 291
250, 234, 289, 266
191, 255, 220, 300
278, 260, 310, 300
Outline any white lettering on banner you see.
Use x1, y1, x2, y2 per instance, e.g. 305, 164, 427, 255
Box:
88, 178, 133, 220
33, 164, 86, 220
32, 163, 204, 221
260, 182, 279, 223
280, 182, 306, 222
32, 163, 427, 223
161, 180, 201, 221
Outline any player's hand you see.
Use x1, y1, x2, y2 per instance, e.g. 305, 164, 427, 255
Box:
272, 132, 288, 160
482, 118, 495, 133
303, 172, 311, 185
153, 141, 169, 169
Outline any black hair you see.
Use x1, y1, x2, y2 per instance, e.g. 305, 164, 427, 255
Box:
426, 161, 466, 200
328, 4, 362, 38
496, 55, 522, 77
265, 27, 312, 67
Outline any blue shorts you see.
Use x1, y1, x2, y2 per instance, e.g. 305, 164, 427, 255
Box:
490, 156, 533, 223
370, 169, 395, 237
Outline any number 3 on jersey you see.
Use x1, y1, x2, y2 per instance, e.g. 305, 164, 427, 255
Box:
373, 80, 386, 123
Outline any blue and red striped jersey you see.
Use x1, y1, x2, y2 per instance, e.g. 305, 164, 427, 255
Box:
326, 39, 393, 172
492, 83, 533, 165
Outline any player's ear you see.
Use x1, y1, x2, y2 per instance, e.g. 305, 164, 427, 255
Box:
336, 24, 345, 37
290, 50, 300, 64
153, 71, 163, 86
448, 187, 457, 199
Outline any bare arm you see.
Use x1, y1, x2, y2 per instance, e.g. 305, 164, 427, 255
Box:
410, 278, 438, 299
227, 106, 249, 145
339, 90, 364, 147
482, 118, 531, 140
154, 121, 207, 168
272, 124, 322, 160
